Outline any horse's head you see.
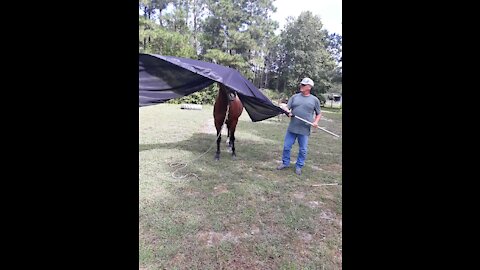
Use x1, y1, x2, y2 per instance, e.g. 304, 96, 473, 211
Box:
219, 83, 238, 102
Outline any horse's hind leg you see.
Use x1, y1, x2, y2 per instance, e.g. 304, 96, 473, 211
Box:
215, 129, 222, 160
230, 133, 237, 160
229, 121, 238, 160
214, 123, 222, 161
226, 120, 232, 152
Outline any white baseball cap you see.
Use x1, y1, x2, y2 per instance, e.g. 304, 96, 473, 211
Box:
300, 77, 314, 87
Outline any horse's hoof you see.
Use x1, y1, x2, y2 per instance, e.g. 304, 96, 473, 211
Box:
232, 155, 237, 160
214, 154, 220, 161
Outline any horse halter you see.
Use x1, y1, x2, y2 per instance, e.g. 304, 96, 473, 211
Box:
227, 91, 237, 102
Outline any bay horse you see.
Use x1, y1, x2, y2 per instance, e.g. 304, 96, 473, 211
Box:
213, 83, 243, 160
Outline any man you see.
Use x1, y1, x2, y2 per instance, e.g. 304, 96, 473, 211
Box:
277, 77, 321, 175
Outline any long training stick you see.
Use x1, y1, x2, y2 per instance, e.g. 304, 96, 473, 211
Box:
293, 115, 341, 138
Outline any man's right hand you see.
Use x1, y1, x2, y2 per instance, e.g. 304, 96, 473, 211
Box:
283, 110, 292, 117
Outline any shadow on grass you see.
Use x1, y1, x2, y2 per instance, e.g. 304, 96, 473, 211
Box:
140, 128, 283, 162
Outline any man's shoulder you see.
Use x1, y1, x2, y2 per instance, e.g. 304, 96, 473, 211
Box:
289, 93, 301, 101
309, 95, 320, 102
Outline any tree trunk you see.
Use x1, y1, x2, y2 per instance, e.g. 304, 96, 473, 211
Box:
158, 8, 163, 27
264, 68, 268, 89
143, 6, 148, 19
193, 0, 198, 54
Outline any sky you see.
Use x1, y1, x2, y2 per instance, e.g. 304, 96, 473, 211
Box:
140, 0, 342, 36
271, 0, 342, 35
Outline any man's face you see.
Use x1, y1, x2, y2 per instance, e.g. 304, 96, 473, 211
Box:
300, 84, 311, 93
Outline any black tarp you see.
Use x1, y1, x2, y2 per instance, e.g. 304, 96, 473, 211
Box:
139, 53, 287, 122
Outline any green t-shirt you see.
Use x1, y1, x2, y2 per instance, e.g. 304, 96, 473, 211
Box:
287, 93, 321, 136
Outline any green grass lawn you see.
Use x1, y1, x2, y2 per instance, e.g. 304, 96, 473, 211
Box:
139, 104, 342, 269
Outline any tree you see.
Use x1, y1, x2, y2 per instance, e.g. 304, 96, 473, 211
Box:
275, 11, 337, 95
139, 16, 195, 56
162, 0, 190, 34
199, 0, 277, 86
326, 34, 342, 94
139, 0, 171, 51
202, 49, 250, 77
139, 0, 170, 24
325, 33, 342, 65
190, 0, 207, 54
139, 1, 341, 100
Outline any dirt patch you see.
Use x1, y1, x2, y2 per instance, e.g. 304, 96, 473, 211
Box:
307, 201, 324, 209
213, 184, 229, 195
310, 165, 324, 171
180, 187, 201, 197
185, 190, 201, 197
197, 231, 224, 246
293, 192, 305, 199
196, 231, 243, 247
223, 232, 241, 244
319, 210, 336, 221
169, 252, 187, 267
299, 232, 313, 242
250, 225, 260, 235
322, 164, 342, 172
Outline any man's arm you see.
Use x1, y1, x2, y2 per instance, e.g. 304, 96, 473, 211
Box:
285, 95, 295, 117
312, 98, 321, 127
280, 103, 292, 117
312, 113, 321, 128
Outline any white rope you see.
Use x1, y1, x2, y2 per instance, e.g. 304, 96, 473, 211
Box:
311, 183, 341, 187
169, 104, 230, 180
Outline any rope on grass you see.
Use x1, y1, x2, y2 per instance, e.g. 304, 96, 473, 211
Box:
169, 105, 230, 180
311, 183, 342, 187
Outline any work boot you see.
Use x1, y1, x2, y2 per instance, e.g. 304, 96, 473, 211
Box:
295, 167, 302, 175
276, 164, 289, 170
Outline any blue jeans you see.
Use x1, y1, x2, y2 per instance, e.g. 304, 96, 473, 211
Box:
282, 131, 309, 169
